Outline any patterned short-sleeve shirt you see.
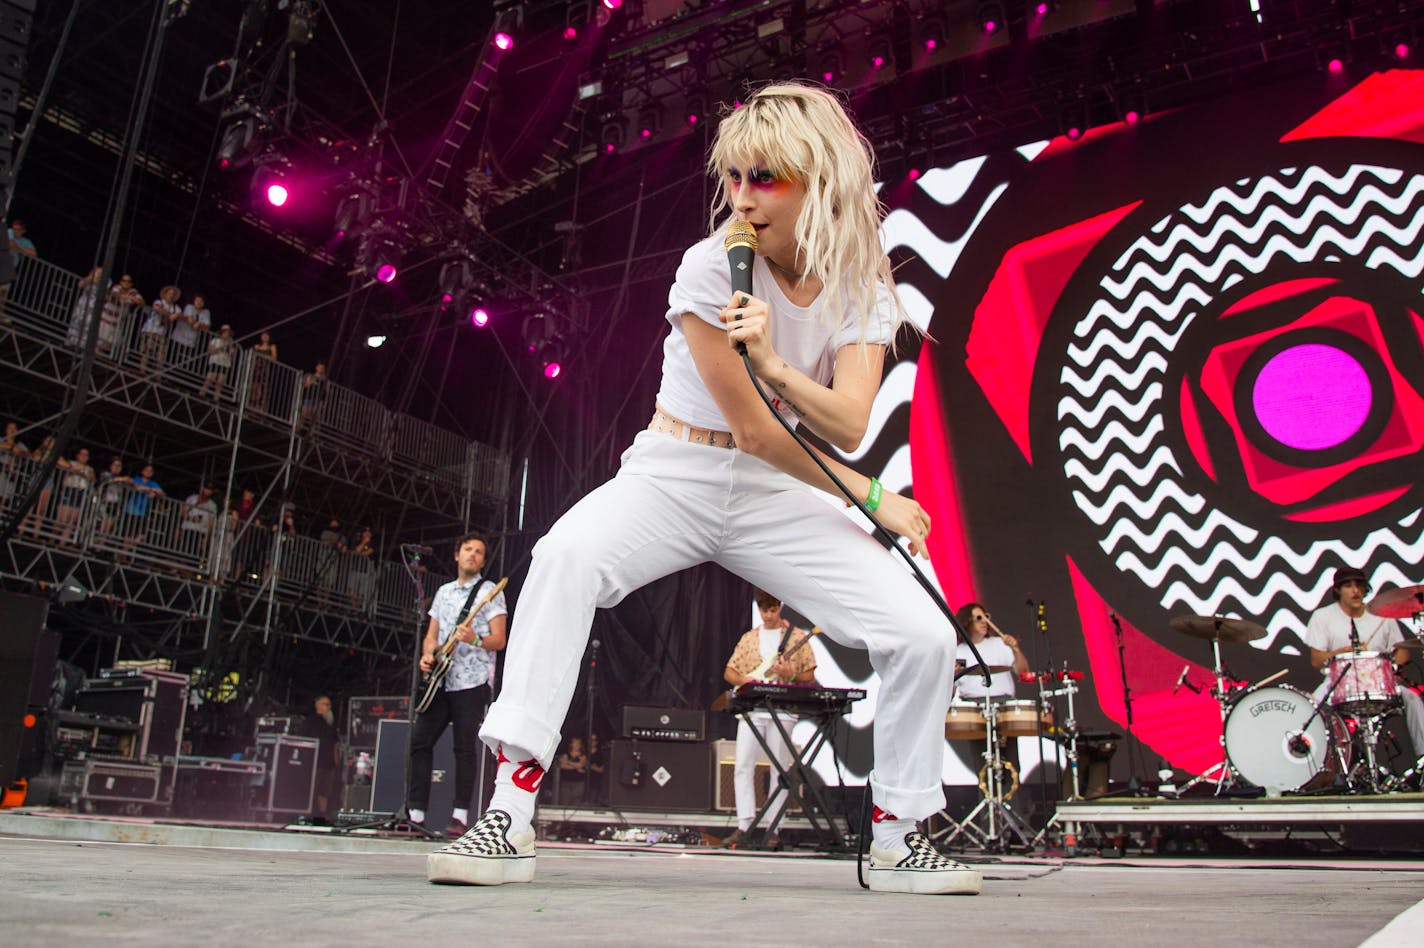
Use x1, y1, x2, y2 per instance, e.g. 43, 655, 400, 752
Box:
428, 575, 508, 691
726, 624, 817, 680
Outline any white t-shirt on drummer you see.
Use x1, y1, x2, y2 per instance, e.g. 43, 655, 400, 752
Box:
1302, 603, 1405, 674
955, 637, 1016, 699
659, 228, 895, 432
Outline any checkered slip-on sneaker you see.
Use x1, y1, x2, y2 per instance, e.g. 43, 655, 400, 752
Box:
867, 831, 982, 895
427, 809, 536, 885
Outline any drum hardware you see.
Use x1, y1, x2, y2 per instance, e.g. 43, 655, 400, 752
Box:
1169, 614, 1269, 796
1028, 669, 1087, 850
933, 694, 1038, 852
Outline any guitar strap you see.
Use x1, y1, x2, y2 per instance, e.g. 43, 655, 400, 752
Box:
775, 623, 795, 656
451, 577, 484, 636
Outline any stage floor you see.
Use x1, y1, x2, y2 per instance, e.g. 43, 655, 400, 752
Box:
2, 811, 1422, 945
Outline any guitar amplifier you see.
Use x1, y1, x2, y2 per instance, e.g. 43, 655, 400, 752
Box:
347, 695, 410, 749
253, 734, 319, 815
620, 705, 705, 742
607, 739, 712, 812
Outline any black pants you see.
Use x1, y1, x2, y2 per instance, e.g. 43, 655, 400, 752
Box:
408, 683, 490, 814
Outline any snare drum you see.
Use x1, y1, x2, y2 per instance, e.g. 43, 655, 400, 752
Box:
1326, 651, 1399, 715
993, 699, 1054, 739
945, 701, 987, 741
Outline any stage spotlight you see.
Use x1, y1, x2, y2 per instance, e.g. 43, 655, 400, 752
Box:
333, 191, 373, 239
541, 340, 568, 379
868, 37, 892, 71
600, 115, 626, 153
975, 0, 1006, 33
919, 15, 946, 53
544, 361, 562, 379
362, 233, 403, 284
685, 93, 707, 126
217, 115, 262, 170
366, 335, 387, 348
492, 2, 523, 50
470, 307, 490, 328
602, 0, 622, 9
252, 160, 293, 208
637, 106, 662, 140
1117, 87, 1148, 126
1059, 100, 1090, 142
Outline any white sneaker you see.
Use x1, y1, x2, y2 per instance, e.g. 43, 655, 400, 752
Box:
867, 831, 982, 895
427, 810, 536, 885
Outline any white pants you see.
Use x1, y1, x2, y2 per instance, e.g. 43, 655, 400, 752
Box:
735, 712, 796, 830
481, 430, 955, 820
1312, 676, 1424, 758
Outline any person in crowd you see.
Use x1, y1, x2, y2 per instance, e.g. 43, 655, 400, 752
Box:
101, 274, 144, 358
0, 422, 30, 508
0, 218, 37, 322
300, 694, 342, 824
315, 516, 343, 605
344, 525, 375, 609
121, 462, 164, 553
19, 434, 59, 538
586, 733, 607, 804
556, 736, 590, 805
300, 361, 327, 434
199, 324, 237, 402
178, 482, 218, 567
431, 83, 977, 896
54, 446, 96, 545
139, 285, 181, 373
171, 293, 211, 375
409, 533, 507, 837
249, 330, 278, 412
720, 590, 816, 850
66, 267, 104, 348
229, 487, 259, 581
95, 456, 130, 536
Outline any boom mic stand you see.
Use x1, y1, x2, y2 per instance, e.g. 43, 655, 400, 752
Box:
337, 545, 439, 837
585, 638, 600, 804
1026, 599, 1053, 832
1110, 612, 1146, 796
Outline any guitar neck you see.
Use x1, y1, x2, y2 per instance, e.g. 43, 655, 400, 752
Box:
438, 576, 509, 660
747, 626, 819, 681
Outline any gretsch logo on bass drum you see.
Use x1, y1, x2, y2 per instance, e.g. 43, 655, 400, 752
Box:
1251, 699, 1297, 717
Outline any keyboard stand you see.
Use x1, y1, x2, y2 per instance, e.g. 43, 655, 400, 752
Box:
733, 695, 855, 853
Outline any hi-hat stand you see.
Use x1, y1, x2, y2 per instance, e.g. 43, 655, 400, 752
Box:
933, 696, 1036, 852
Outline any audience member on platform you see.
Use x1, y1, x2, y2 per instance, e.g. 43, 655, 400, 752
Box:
300, 361, 327, 433
179, 482, 218, 562
96, 456, 130, 536
66, 267, 104, 349
199, 324, 237, 402
140, 285, 181, 373
249, 331, 278, 411
102, 274, 144, 358
0, 218, 36, 322
19, 434, 58, 538
122, 462, 164, 551
172, 293, 210, 371
54, 446, 96, 544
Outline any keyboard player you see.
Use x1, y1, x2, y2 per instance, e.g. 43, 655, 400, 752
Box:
719, 590, 817, 849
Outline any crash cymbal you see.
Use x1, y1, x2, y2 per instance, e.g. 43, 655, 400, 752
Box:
1168, 614, 1268, 643
1367, 585, 1424, 619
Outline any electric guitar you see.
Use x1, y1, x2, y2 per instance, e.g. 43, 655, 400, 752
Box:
710, 626, 822, 712
414, 577, 508, 714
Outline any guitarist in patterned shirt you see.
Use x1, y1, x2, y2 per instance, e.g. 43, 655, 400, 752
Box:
411, 533, 508, 837
719, 590, 817, 850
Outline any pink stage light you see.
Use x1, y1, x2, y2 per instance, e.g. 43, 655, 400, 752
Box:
470, 307, 490, 328
1327, 57, 1344, 73
908, 168, 921, 181
687, 112, 699, 125
1066, 126, 1083, 141
872, 55, 885, 69
563, 26, 577, 41
925, 38, 938, 51
493, 32, 514, 51
1124, 109, 1141, 125
602, 0, 622, 9
1395, 42, 1410, 59
265, 183, 289, 207
640, 127, 652, 139
543, 361, 562, 379
604, 142, 616, 153
823, 70, 835, 82
1036, 2, 1049, 15
441, 292, 453, 304
376, 264, 398, 284
983, 20, 997, 33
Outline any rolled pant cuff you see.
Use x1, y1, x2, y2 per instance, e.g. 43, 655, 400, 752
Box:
479, 702, 561, 770
869, 771, 946, 822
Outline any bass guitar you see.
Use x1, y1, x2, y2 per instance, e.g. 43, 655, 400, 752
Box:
414, 577, 508, 714
710, 626, 821, 712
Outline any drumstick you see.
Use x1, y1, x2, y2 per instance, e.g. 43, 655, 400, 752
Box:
1252, 668, 1289, 690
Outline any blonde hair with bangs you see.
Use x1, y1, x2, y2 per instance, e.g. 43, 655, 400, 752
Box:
707, 82, 907, 347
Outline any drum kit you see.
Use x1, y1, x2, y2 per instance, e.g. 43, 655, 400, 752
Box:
1173, 583, 1424, 797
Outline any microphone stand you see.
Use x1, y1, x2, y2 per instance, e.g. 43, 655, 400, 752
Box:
1025, 599, 1053, 831
585, 639, 600, 804
1110, 612, 1145, 796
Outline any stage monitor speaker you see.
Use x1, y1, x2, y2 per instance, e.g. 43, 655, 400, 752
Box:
370, 718, 494, 829
607, 739, 711, 812
0, 592, 56, 788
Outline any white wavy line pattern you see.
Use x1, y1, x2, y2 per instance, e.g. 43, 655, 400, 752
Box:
1054, 162, 1424, 649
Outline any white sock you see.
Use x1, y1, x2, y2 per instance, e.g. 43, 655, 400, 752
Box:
871, 805, 914, 851
486, 743, 544, 834
451, 808, 468, 825
408, 808, 425, 825
737, 819, 752, 833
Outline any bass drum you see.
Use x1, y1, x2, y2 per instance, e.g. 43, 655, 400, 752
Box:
1223, 684, 1349, 794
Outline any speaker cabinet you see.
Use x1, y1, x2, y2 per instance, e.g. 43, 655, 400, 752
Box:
252, 734, 318, 815
371, 718, 452, 828
607, 739, 711, 812
0, 592, 56, 788
712, 738, 801, 813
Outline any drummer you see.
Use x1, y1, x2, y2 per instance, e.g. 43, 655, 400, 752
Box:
953, 603, 1030, 700
1303, 566, 1424, 759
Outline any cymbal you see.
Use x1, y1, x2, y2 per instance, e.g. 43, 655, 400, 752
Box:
955, 664, 1014, 680
1368, 585, 1424, 619
1169, 614, 1268, 643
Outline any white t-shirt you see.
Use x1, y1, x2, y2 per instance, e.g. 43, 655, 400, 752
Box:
1302, 602, 1405, 675
954, 637, 1017, 699
658, 228, 895, 432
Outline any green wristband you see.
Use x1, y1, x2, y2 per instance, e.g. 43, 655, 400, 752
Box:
865, 477, 883, 512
